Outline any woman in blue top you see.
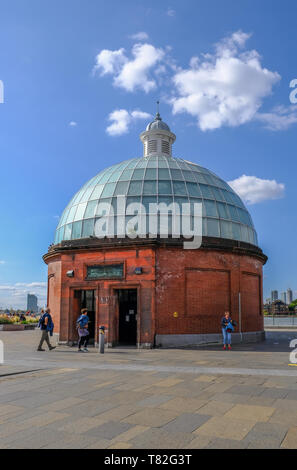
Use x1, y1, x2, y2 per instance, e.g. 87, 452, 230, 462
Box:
221, 311, 236, 350
76, 308, 90, 352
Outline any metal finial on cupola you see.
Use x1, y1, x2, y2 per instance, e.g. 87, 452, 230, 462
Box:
155, 100, 161, 120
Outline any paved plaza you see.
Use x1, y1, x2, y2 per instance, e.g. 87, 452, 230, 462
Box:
0, 329, 297, 449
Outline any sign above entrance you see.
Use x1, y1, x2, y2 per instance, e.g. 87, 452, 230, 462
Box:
86, 264, 124, 280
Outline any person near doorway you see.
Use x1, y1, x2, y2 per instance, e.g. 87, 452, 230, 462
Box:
76, 308, 90, 352
221, 311, 236, 350
37, 308, 56, 351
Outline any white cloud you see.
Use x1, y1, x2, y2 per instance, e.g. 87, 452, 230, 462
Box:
15, 282, 47, 288
0, 282, 47, 309
0, 260, 5, 265
129, 32, 149, 41
93, 43, 164, 93
69, 121, 77, 127
228, 175, 285, 204
167, 8, 176, 17
255, 105, 297, 131
171, 31, 281, 131
130, 110, 151, 119
106, 109, 151, 136
93, 48, 127, 76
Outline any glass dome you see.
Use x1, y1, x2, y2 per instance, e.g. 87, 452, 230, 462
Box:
55, 155, 258, 246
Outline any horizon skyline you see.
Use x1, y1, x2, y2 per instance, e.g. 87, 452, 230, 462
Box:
0, 1, 297, 307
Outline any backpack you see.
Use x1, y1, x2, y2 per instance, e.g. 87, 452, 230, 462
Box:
38, 313, 46, 329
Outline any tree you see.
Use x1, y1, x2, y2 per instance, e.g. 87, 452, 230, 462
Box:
288, 299, 297, 312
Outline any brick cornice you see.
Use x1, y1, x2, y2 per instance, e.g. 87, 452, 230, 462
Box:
43, 236, 267, 265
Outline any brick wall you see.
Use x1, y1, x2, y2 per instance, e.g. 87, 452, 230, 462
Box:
45, 243, 264, 344
155, 247, 264, 335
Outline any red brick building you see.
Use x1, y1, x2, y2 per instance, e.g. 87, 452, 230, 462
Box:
43, 114, 267, 347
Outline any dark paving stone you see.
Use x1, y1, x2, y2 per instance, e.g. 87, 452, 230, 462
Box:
227, 385, 265, 396
284, 390, 297, 401
162, 413, 211, 433
75, 388, 117, 400
3, 392, 66, 408
259, 388, 289, 399
136, 395, 173, 407
130, 428, 195, 449
207, 438, 248, 449
85, 420, 132, 440
61, 400, 115, 418
243, 422, 288, 449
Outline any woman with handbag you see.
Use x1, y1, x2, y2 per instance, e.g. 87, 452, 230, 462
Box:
221, 311, 236, 350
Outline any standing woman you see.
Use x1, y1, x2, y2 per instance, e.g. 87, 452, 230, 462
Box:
221, 311, 236, 350
76, 308, 90, 352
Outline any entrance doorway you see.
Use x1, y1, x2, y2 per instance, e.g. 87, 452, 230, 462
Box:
117, 289, 137, 345
74, 290, 96, 344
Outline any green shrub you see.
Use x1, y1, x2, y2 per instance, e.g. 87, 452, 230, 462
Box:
0, 317, 13, 324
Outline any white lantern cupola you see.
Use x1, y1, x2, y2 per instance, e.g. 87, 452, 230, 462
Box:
140, 105, 176, 158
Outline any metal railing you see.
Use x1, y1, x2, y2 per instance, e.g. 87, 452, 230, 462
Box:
264, 316, 297, 327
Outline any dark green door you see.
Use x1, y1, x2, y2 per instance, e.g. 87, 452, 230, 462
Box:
118, 289, 137, 345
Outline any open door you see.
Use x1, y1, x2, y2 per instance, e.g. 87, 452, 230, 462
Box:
117, 289, 137, 345
74, 290, 96, 344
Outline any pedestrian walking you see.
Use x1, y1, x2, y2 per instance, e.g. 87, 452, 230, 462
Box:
37, 308, 56, 351
221, 311, 236, 350
76, 308, 90, 352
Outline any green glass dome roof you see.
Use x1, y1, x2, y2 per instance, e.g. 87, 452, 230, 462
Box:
55, 154, 258, 246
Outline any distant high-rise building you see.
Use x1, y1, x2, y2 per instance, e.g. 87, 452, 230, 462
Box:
287, 288, 293, 305
281, 292, 287, 304
27, 294, 38, 312
271, 290, 278, 302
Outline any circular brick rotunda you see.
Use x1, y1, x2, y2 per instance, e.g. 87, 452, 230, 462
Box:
43, 113, 267, 348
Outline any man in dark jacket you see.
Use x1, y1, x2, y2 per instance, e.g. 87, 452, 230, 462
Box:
37, 308, 56, 351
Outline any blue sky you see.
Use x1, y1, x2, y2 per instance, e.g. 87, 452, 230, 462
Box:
0, 0, 296, 308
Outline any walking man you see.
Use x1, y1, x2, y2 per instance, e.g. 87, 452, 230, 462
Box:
37, 308, 56, 351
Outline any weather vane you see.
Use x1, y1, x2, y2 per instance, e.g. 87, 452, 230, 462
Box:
156, 100, 160, 118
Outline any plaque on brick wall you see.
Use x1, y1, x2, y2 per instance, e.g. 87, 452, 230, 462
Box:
86, 264, 124, 280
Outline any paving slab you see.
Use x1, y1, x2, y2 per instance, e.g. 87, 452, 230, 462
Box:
196, 400, 234, 416
109, 425, 150, 443
224, 404, 275, 422
269, 409, 297, 426
1, 330, 297, 449
122, 408, 179, 427
129, 428, 195, 449
244, 422, 288, 449
85, 420, 133, 440
281, 427, 297, 449
194, 416, 256, 441
207, 438, 248, 449
161, 413, 211, 433
135, 395, 173, 408
159, 397, 206, 412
